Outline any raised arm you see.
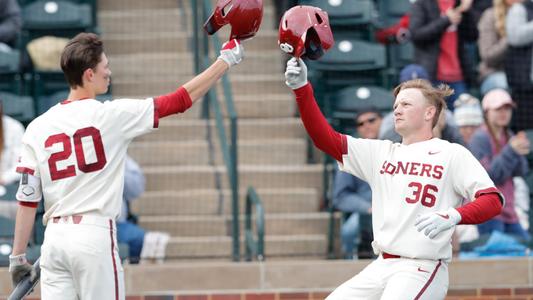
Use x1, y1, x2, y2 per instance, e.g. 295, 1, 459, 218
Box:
284, 58, 346, 162
153, 39, 244, 118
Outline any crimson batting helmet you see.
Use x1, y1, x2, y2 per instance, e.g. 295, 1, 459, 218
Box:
204, 0, 263, 40
278, 5, 334, 60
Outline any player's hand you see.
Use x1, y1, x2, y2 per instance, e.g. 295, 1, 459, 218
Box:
9, 253, 36, 287
415, 208, 461, 239
218, 39, 244, 68
285, 57, 308, 90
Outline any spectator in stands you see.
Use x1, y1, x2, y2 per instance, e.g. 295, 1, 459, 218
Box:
453, 93, 483, 143
478, 0, 520, 95
379, 64, 465, 145
118, 156, 170, 264
505, 0, 533, 130
0, 0, 21, 50
333, 106, 381, 259
0, 102, 24, 219
409, 0, 477, 108
469, 89, 530, 241
117, 156, 146, 264
513, 176, 530, 233
450, 94, 484, 254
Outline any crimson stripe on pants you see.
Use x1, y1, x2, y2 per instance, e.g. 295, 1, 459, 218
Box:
109, 220, 119, 300
414, 260, 442, 300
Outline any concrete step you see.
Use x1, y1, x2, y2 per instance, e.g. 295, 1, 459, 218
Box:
231, 93, 295, 118
132, 188, 320, 215
139, 212, 330, 236
109, 53, 193, 79
129, 138, 307, 166
99, 6, 278, 35
142, 164, 323, 191
102, 30, 279, 56
134, 118, 306, 142
108, 50, 282, 81
99, 0, 181, 11
111, 73, 285, 97
99, 0, 276, 11
165, 234, 327, 258
99, 9, 187, 34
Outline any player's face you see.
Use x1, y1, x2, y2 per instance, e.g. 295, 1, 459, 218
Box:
356, 112, 382, 139
93, 53, 111, 95
393, 88, 434, 136
486, 104, 513, 129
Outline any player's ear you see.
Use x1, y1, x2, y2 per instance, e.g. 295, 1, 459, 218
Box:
83, 68, 95, 83
425, 105, 437, 122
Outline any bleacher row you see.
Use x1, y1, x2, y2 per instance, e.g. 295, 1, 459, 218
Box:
0, 0, 101, 124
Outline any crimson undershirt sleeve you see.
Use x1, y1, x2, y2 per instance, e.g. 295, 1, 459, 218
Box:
293, 83, 347, 162
456, 192, 503, 224
19, 201, 38, 208
154, 86, 193, 118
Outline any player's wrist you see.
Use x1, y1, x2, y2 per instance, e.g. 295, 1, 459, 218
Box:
447, 207, 461, 225
9, 253, 27, 271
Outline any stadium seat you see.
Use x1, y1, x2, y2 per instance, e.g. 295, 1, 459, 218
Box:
0, 48, 23, 94
308, 38, 387, 93
37, 89, 112, 114
302, 0, 376, 26
0, 91, 35, 123
377, 0, 413, 27
21, 0, 92, 32
20, 0, 96, 100
301, 0, 377, 40
331, 85, 393, 130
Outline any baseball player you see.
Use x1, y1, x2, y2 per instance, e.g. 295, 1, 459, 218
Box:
8, 32, 244, 299
284, 58, 504, 299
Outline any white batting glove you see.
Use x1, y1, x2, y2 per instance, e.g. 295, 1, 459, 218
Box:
415, 207, 461, 239
284, 57, 308, 90
9, 253, 35, 286
218, 39, 244, 68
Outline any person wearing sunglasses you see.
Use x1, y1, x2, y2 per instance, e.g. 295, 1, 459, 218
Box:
332, 106, 382, 259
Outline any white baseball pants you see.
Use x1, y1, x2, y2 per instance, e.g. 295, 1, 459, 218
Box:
40, 215, 125, 300
326, 255, 448, 300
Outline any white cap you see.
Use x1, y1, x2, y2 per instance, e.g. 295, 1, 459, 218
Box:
453, 93, 483, 127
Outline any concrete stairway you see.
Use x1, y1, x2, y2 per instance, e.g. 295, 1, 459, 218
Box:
99, 0, 329, 260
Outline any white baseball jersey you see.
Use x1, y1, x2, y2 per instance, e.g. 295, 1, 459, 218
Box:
16, 98, 157, 224
339, 136, 497, 261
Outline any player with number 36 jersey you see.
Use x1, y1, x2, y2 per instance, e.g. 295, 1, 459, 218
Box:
284, 57, 503, 299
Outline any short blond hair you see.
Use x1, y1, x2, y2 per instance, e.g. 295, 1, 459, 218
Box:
393, 79, 453, 127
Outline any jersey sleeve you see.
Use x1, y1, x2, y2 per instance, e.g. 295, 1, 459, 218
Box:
451, 144, 502, 203
15, 132, 40, 178
104, 98, 158, 140
337, 135, 391, 183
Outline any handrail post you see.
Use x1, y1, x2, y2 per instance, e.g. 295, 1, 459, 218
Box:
191, 0, 200, 75
231, 118, 240, 261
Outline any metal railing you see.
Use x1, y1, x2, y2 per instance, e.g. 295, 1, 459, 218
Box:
191, 0, 240, 261
245, 186, 265, 261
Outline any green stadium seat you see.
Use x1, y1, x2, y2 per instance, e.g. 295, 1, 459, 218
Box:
0, 49, 23, 94
377, 0, 412, 27
37, 89, 112, 115
302, 0, 376, 26
332, 85, 393, 130
314, 39, 386, 71
20, 0, 95, 102
0, 91, 35, 123
21, 0, 92, 32
308, 38, 388, 94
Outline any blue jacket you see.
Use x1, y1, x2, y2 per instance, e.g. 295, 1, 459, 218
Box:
332, 169, 372, 213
